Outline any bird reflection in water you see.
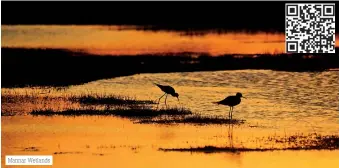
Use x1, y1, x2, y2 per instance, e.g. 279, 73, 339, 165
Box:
228, 124, 234, 148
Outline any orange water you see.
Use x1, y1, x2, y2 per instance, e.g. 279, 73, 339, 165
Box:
4, 25, 335, 55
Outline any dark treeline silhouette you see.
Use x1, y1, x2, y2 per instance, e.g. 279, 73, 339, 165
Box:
2, 47, 339, 88
2, 1, 292, 33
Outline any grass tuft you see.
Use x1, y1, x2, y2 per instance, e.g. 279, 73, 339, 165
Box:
159, 134, 339, 153
68, 94, 156, 105
137, 115, 245, 125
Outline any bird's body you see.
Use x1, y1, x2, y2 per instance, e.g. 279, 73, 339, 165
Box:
154, 83, 179, 108
215, 95, 241, 107
214, 93, 244, 120
154, 83, 177, 96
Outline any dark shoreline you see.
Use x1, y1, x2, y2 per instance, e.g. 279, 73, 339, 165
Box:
2, 47, 339, 88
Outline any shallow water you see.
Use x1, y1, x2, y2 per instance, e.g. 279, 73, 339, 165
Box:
2, 25, 339, 55
63, 69, 339, 134
2, 116, 339, 168
2, 69, 339, 167
2, 25, 286, 55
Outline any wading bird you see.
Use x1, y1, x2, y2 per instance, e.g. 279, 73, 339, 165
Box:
154, 83, 179, 108
213, 92, 245, 120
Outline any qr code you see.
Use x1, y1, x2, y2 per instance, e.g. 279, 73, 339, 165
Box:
285, 3, 335, 53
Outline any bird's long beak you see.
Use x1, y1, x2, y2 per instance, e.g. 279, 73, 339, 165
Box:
177, 97, 180, 102
242, 96, 247, 99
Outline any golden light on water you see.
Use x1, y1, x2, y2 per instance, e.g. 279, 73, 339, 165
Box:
2, 114, 339, 168
3, 25, 338, 55
85, 30, 287, 55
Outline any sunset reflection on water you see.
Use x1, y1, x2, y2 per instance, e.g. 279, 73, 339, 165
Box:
4, 25, 333, 55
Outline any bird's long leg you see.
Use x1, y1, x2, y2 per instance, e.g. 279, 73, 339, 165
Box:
231, 107, 233, 120
228, 107, 231, 121
164, 94, 168, 107
157, 93, 166, 109
230, 107, 233, 120
230, 107, 232, 120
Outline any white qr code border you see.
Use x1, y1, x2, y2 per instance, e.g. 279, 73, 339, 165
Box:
285, 3, 336, 54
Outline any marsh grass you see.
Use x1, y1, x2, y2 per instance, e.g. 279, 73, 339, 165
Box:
159, 133, 339, 153
137, 115, 245, 125
1, 110, 17, 116
30, 107, 192, 118
68, 93, 157, 105
1, 90, 79, 115
1, 91, 64, 103
1, 90, 159, 115
267, 133, 339, 150
2, 89, 155, 105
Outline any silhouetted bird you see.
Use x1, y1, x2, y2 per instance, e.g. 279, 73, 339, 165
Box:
213, 92, 245, 120
154, 83, 179, 108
